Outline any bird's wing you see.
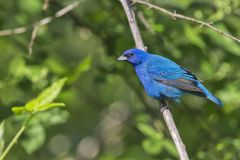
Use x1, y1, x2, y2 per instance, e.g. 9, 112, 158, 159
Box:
147, 56, 204, 94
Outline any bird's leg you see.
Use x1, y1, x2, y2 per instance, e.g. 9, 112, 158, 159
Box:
159, 99, 170, 113
167, 99, 174, 105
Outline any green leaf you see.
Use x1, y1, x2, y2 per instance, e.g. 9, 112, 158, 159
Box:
21, 124, 45, 154
26, 78, 67, 108
134, 113, 151, 123
217, 85, 240, 113
11, 106, 26, 115
184, 25, 206, 49
205, 24, 240, 56
20, 109, 69, 154
68, 56, 92, 83
12, 103, 66, 114
33, 109, 69, 126
12, 78, 67, 114
137, 123, 163, 140
142, 139, 163, 155
34, 103, 65, 112
162, 139, 178, 157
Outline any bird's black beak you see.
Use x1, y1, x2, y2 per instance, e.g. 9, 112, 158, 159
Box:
117, 55, 128, 61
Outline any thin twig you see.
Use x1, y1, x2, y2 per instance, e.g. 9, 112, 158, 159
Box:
0, 1, 81, 36
0, 27, 28, 36
119, 0, 190, 159
43, 0, 50, 11
28, 25, 39, 55
132, 0, 240, 44
0, 115, 33, 160
137, 11, 154, 33
28, 0, 51, 56
0, 121, 4, 155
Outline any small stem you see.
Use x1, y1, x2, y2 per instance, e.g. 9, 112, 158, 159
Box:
0, 121, 4, 155
0, 114, 33, 160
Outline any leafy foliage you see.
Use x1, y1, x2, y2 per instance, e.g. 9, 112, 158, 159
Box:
12, 78, 67, 114
0, 0, 239, 159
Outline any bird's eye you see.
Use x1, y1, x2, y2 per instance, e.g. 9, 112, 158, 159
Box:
129, 53, 134, 57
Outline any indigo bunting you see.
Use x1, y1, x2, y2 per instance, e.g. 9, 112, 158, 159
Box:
118, 48, 223, 106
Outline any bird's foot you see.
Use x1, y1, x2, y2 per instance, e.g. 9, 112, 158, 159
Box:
159, 99, 170, 112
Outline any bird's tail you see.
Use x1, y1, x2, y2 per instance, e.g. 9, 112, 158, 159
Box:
198, 83, 223, 107
206, 92, 223, 107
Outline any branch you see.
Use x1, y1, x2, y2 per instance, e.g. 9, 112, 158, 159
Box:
43, 0, 50, 11
132, 0, 240, 44
119, 0, 145, 50
28, 0, 50, 55
28, 25, 39, 55
137, 11, 154, 33
160, 101, 189, 160
0, 1, 81, 36
119, 0, 189, 159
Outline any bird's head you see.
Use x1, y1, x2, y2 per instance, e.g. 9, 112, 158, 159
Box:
117, 48, 148, 66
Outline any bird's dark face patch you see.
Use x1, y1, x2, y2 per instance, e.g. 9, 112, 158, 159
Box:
118, 48, 148, 66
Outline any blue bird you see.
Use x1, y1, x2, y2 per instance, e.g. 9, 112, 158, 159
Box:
118, 48, 223, 106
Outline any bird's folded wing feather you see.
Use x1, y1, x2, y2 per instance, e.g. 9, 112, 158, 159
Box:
147, 57, 204, 93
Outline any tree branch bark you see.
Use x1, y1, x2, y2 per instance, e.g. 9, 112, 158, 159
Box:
120, 0, 145, 50
119, 0, 190, 159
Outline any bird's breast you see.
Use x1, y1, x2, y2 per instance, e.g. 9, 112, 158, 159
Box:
135, 64, 151, 85
134, 64, 161, 98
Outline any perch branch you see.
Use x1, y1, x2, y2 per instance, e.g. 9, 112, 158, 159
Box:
132, 0, 240, 44
119, 0, 145, 50
119, 0, 189, 159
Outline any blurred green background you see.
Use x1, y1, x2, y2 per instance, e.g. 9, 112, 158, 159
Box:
0, 0, 240, 159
